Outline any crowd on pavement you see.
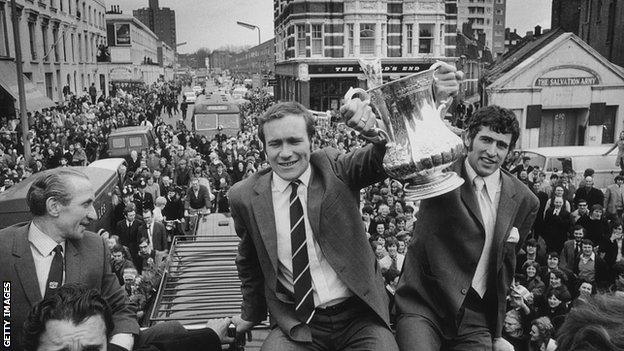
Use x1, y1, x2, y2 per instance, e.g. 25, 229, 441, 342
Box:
1, 75, 624, 350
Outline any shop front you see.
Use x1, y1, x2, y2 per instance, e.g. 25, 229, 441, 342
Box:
275, 58, 454, 112
483, 32, 624, 149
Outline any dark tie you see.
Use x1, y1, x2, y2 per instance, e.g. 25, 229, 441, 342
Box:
290, 181, 315, 324
45, 245, 64, 298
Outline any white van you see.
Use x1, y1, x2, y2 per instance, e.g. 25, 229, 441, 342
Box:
519, 146, 619, 190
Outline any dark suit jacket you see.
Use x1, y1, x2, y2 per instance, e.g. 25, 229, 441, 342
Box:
560, 239, 581, 272
573, 187, 604, 208
0, 223, 139, 349
395, 159, 539, 338
115, 219, 145, 265
542, 208, 573, 253
139, 221, 168, 252
229, 144, 389, 342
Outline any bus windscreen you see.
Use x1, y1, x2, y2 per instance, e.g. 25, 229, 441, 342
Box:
218, 114, 240, 129
195, 114, 218, 130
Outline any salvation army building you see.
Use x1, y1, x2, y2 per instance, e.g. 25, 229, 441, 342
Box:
482, 30, 624, 149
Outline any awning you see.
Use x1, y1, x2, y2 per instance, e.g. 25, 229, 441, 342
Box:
0, 60, 56, 112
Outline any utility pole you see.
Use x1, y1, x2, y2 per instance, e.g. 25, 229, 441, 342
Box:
10, 0, 31, 163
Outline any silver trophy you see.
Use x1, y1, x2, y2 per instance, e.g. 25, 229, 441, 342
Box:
345, 63, 464, 200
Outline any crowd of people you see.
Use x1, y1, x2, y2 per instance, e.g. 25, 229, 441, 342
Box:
2, 72, 624, 350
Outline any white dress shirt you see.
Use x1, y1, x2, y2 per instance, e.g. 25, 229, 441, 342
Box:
28, 222, 66, 298
465, 159, 501, 297
272, 166, 352, 308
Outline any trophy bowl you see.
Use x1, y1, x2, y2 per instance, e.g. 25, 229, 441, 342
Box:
345, 64, 465, 200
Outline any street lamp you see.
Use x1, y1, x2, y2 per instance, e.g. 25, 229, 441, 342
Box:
236, 21, 261, 46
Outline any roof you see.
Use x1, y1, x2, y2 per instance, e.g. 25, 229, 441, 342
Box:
88, 158, 127, 171
521, 145, 614, 157
108, 126, 151, 136
483, 29, 566, 84
0, 167, 116, 215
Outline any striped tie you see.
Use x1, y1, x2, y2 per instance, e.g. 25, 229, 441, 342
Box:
290, 180, 315, 324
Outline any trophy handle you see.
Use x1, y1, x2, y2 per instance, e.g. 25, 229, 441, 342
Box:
430, 61, 455, 119
344, 87, 389, 142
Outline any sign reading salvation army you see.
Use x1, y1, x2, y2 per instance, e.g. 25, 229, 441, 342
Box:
535, 76, 598, 87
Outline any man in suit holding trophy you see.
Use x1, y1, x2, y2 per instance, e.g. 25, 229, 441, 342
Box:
395, 105, 539, 351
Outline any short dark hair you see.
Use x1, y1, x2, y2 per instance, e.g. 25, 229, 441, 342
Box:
111, 244, 125, 254
573, 225, 585, 234
557, 294, 624, 350
257, 101, 315, 147
581, 238, 594, 247
385, 236, 399, 250
465, 105, 520, 151
525, 238, 539, 248
22, 283, 113, 351
26, 168, 89, 216
548, 252, 560, 260
123, 203, 136, 215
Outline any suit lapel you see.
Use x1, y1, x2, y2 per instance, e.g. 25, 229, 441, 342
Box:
65, 239, 83, 284
12, 223, 42, 305
307, 167, 324, 238
494, 171, 520, 270
252, 171, 278, 273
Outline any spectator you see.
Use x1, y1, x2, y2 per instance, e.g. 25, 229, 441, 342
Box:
571, 198, 590, 223
542, 196, 573, 253
111, 244, 136, 286
560, 225, 586, 273
573, 176, 604, 209
529, 317, 557, 351
577, 204, 610, 246
574, 239, 610, 290
603, 175, 624, 221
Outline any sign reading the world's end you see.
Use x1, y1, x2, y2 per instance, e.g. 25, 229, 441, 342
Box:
535, 76, 598, 87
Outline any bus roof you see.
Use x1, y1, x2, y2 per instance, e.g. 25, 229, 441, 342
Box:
0, 167, 116, 215
108, 126, 151, 137
88, 158, 127, 171
521, 146, 614, 157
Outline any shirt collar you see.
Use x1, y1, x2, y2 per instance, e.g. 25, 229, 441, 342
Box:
582, 252, 595, 261
464, 158, 501, 199
272, 165, 312, 193
28, 222, 65, 256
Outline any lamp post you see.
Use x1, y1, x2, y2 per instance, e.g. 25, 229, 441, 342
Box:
236, 21, 261, 46
10, 0, 31, 163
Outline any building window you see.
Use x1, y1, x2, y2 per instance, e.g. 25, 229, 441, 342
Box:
28, 21, 37, 60
359, 23, 375, 55
78, 33, 82, 62
585, 0, 591, 22
381, 23, 386, 56
596, 0, 602, 22
347, 23, 354, 55
59, 0, 63, 11
52, 27, 59, 61
419, 24, 433, 54
296, 24, 305, 57
71, 33, 75, 62
496, 9, 503, 14
311, 24, 322, 56
406, 24, 413, 54
0, 5, 8, 57
41, 25, 49, 61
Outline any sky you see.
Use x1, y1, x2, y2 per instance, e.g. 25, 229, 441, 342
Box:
118, 0, 552, 54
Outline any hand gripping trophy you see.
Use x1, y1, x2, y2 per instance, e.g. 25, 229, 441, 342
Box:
345, 59, 464, 200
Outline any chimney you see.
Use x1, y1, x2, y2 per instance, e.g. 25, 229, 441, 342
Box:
526, 31, 534, 40
535, 25, 542, 37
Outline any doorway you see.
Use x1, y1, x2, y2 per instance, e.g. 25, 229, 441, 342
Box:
539, 108, 584, 147
44, 73, 54, 100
